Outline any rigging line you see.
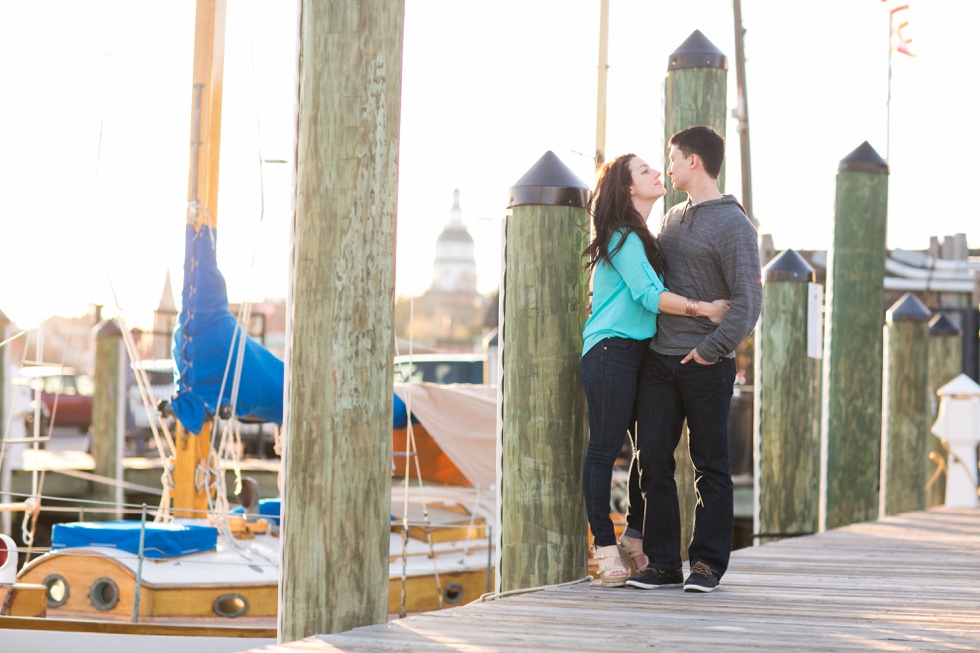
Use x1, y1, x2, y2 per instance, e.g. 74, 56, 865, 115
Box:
0, 328, 29, 350
37, 315, 76, 450
22, 314, 76, 548
0, 329, 36, 513
106, 273, 176, 457
214, 0, 278, 442
210, 7, 271, 452
247, 0, 266, 222
121, 314, 174, 459
200, 24, 280, 525
39, 465, 164, 496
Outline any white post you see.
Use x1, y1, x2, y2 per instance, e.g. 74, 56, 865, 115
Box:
931, 374, 980, 509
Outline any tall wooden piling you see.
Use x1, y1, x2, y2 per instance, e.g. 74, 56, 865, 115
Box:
92, 320, 126, 519
662, 30, 728, 551
926, 313, 962, 507
819, 142, 889, 530
281, 0, 404, 641
880, 293, 931, 516
754, 249, 818, 543
499, 151, 590, 591
663, 30, 728, 210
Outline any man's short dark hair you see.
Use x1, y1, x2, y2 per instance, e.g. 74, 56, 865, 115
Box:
669, 125, 725, 179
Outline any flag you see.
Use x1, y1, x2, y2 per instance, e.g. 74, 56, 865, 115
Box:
881, 0, 916, 57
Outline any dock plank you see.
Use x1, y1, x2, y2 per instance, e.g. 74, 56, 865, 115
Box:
248, 508, 980, 652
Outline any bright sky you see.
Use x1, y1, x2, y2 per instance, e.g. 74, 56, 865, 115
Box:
0, 0, 975, 330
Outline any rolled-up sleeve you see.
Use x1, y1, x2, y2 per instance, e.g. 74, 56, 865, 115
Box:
609, 232, 666, 315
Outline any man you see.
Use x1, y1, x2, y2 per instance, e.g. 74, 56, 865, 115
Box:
626, 125, 762, 593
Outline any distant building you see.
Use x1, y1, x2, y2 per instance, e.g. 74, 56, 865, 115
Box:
431, 190, 477, 294
405, 190, 488, 351
150, 271, 178, 360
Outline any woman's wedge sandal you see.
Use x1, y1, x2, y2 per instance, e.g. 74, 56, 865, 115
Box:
593, 544, 629, 587
618, 534, 649, 576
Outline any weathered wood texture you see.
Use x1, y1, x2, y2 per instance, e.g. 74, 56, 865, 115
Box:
880, 295, 931, 516
926, 321, 961, 507
820, 152, 889, 530
500, 203, 590, 591
282, 0, 404, 642
663, 66, 727, 210
92, 320, 125, 517
755, 275, 819, 542
258, 508, 980, 653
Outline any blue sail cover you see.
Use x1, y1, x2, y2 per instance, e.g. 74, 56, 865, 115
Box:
171, 224, 284, 434
52, 521, 218, 559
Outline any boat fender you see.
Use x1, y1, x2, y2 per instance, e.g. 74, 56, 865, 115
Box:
0, 534, 17, 584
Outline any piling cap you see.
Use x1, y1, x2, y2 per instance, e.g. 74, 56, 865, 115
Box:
763, 249, 815, 283
668, 30, 727, 71
886, 292, 931, 323
929, 312, 962, 337
838, 141, 889, 174
95, 318, 123, 339
936, 373, 980, 398
508, 151, 590, 209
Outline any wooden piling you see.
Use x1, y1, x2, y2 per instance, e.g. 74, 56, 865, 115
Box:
92, 320, 126, 519
500, 151, 590, 591
754, 249, 818, 543
880, 293, 931, 516
819, 142, 889, 530
663, 30, 728, 210
926, 313, 962, 507
662, 30, 728, 550
281, 0, 404, 641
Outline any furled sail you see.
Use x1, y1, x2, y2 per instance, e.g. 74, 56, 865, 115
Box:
171, 224, 284, 434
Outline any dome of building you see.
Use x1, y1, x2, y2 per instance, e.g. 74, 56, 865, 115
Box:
432, 189, 477, 293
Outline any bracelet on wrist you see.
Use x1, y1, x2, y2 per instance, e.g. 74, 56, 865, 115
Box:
686, 299, 700, 317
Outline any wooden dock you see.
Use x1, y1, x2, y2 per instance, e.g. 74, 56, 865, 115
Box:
248, 507, 980, 652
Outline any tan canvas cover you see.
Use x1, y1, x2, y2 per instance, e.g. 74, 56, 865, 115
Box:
392, 382, 497, 489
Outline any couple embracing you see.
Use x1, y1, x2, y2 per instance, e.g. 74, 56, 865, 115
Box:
580, 125, 763, 593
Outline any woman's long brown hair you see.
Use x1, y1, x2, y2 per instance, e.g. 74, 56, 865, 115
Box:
584, 154, 667, 275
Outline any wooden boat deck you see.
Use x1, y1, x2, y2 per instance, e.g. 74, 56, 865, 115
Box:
250, 507, 980, 652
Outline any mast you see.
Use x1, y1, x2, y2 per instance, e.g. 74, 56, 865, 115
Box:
732, 0, 756, 226
594, 0, 609, 172
173, 0, 227, 517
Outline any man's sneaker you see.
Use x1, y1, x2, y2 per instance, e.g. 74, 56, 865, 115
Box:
625, 567, 683, 590
684, 561, 719, 593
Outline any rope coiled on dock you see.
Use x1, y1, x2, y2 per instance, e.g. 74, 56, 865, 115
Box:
470, 576, 594, 604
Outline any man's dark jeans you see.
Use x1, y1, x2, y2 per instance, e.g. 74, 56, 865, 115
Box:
580, 337, 649, 547
636, 348, 736, 576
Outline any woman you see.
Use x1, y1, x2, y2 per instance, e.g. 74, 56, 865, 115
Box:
581, 153, 729, 587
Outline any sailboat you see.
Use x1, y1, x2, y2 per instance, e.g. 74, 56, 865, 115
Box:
0, 1, 497, 649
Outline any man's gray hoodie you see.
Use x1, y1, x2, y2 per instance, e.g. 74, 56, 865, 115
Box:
652, 194, 762, 361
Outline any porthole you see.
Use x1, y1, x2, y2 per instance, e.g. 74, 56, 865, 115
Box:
443, 582, 464, 605
42, 573, 70, 608
89, 577, 120, 611
213, 593, 249, 618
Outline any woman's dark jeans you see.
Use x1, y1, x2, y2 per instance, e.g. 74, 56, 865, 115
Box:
636, 349, 736, 577
580, 337, 649, 547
